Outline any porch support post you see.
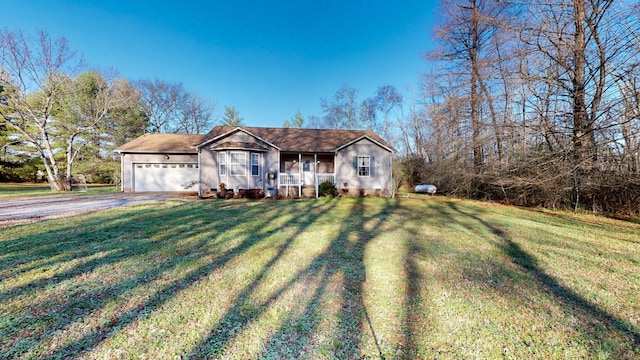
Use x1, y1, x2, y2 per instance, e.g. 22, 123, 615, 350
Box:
197, 149, 202, 197
334, 152, 338, 188
298, 153, 302, 197
120, 153, 124, 192
314, 153, 318, 199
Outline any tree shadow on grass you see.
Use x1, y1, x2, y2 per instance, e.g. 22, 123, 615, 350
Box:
8, 196, 635, 357
446, 202, 640, 356
0, 200, 320, 359
2, 202, 241, 358
185, 199, 345, 358
328, 196, 390, 358
0, 202, 206, 302
0, 200, 229, 282
292, 197, 398, 358
518, 207, 640, 245
396, 199, 464, 358
401, 215, 433, 357
187, 197, 398, 358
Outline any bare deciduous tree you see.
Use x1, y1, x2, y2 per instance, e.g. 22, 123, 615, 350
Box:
0, 29, 142, 190
320, 84, 359, 130
175, 92, 215, 134
135, 79, 185, 133
416, 0, 640, 214
432, 0, 511, 173
136, 78, 214, 134
0, 29, 82, 190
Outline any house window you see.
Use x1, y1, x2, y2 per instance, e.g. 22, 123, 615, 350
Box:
219, 152, 227, 176
357, 155, 370, 177
230, 152, 246, 176
251, 153, 261, 176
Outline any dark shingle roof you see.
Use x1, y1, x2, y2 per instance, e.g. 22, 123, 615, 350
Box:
116, 127, 394, 153
198, 126, 393, 152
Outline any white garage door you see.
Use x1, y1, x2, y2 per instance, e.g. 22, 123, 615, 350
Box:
133, 163, 199, 192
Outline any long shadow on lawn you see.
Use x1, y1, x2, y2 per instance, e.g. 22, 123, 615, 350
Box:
275, 196, 398, 358
188, 197, 396, 358
184, 198, 343, 357
0, 200, 316, 358
328, 196, 391, 358
0, 200, 228, 303
396, 201, 428, 358
447, 202, 640, 353
0, 200, 235, 284
46, 200, 331, 358
1, 202, 232, 357
399, 199, 459, 357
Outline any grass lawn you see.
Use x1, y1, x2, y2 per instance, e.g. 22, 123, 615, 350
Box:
0, 183, 118, 198
1, 197, 639, 359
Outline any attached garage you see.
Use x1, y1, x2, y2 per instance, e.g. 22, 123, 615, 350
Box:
133, 163, 199, 192
115, 133, 203, 193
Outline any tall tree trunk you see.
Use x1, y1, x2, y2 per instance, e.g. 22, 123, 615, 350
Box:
470, 0, 483, 171
571, 0, 592, 172
39, 123, 67, 190
479, 77, 501, 162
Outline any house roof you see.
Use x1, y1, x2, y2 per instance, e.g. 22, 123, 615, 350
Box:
116, 126, 394, 154
115, 133, 202, 153
198, 126, 394, 153
210, 141, 270, 151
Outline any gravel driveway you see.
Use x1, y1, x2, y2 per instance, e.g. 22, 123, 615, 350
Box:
0, 193, 188, 226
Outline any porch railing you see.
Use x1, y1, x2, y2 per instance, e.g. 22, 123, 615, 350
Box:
278, 173, 335, 186
316, 173, 335, 185
278, 173, 300, 186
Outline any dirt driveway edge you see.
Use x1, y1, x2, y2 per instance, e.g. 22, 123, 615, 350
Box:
0, 192, 195, 227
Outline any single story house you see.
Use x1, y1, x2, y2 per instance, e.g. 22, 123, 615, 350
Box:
115, 126, 394, 198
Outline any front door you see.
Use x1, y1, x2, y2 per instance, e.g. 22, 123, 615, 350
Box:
301, 155, 315, 186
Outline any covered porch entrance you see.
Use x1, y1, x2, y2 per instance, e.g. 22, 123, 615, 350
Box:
277, 153, 335, 197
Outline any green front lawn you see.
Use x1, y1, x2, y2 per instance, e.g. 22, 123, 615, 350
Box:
1, 197, 638, 359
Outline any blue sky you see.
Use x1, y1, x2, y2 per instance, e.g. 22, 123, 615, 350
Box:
4, 0, 439, 128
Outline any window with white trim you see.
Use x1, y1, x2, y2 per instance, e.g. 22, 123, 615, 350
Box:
230, 152, 246, 176
251, 153, 261, 176
357, 155, 370, 177
219, 152, 227, 176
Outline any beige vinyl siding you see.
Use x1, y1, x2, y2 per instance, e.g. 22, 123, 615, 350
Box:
220, 131, 259, 144
199, 147, 279, 192
335, 138, 392, 192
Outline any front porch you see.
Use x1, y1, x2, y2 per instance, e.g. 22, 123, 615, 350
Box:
274, 153, 336, 198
